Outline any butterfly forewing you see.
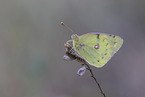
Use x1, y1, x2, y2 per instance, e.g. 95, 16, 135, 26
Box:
74, 33, 123, 68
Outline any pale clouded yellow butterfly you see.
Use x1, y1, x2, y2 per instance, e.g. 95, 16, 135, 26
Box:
62, 22, 123, 68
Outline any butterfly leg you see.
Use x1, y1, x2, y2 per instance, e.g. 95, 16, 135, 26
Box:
66, 40, 73, 44
64, 40, 72, 48
64, 40, 74, 53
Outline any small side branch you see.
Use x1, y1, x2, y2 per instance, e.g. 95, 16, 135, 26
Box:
84, 63, 106, 97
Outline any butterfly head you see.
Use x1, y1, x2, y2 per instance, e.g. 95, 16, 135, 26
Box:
71, 34, 79, 41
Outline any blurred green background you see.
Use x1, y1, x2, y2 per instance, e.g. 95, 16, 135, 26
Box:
0, 0, 145, 97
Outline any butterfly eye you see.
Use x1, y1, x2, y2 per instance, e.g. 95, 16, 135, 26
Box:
71, 34, 79, 40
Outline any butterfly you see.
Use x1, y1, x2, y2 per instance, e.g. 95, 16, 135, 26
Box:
62, 23, 123, 68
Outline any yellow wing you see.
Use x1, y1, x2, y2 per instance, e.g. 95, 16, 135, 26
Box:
73, 32, 123, 68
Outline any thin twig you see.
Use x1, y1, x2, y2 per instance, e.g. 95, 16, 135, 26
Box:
84, 63, 106, 97
64, 38, 106, 97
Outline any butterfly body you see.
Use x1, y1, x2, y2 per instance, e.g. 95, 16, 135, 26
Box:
68, 32, 123, 68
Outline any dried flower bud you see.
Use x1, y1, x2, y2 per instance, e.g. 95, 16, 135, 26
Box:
77, 66, 86, 76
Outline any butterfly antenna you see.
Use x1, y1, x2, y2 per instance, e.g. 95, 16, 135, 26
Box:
61, 22, 74, 33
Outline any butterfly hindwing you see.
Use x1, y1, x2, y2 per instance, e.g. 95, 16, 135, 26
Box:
74, 32, 123, 68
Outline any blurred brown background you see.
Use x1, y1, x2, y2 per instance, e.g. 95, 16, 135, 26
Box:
0, 0, 145, 97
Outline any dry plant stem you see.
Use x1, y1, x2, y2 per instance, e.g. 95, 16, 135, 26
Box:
84, 63, 106, 97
